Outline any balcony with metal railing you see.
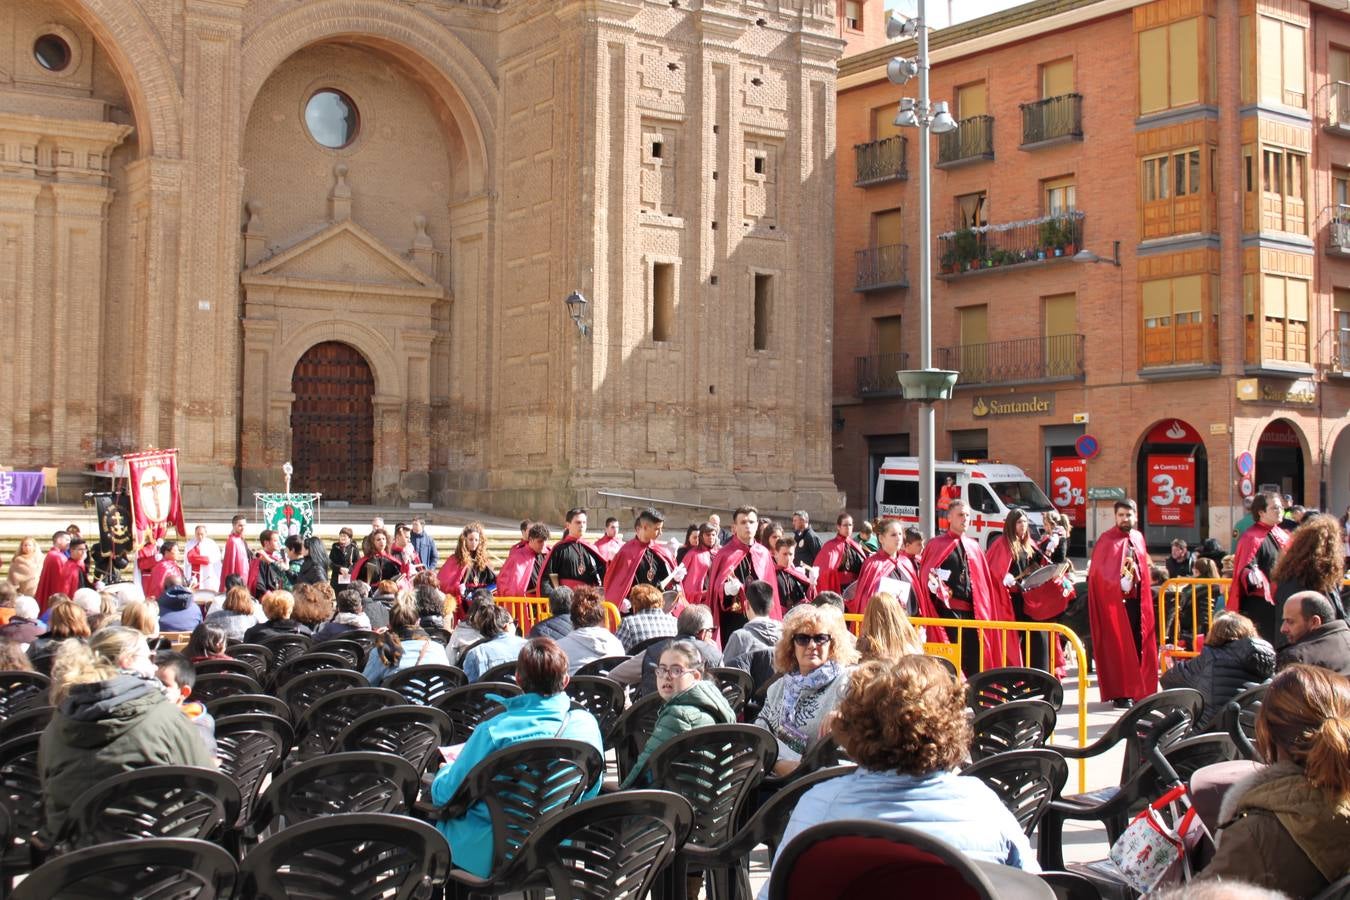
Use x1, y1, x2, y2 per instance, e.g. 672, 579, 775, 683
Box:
1325, 81, 1350, 136
854, 136, 908, 186
1020, 94, 1083, 148
1328, 205, 1350, 256
937, 211, 1084, 278
936, 115, 994, 167
854, 243, 909, 292
1334, 328, 1350, 375
855, 352, 912, 396
935, 334, 1086, 387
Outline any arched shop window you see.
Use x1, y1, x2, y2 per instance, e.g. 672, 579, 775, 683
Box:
1136, 418, 1207, 550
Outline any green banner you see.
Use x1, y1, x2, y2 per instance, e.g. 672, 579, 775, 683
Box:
257, 493, 320, 540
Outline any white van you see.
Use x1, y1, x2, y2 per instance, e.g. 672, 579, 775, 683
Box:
874, 458, 1056, 548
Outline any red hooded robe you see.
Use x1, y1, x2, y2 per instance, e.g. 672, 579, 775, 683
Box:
220, 534, 250, 587
145, 560, 185, 600
814, 535, 867, 595
603, 539, 677, 605
533, 535, 607, 596
849, 550, 920, 615
1087, 526, 1159, 703
34, 548, 70, 612
917, 532, 1022, 669
1229, 522, 1290, 608
706, 539, 779, 642
594, 533, 623, 564
497, 543, 542, 597
681, 546, 714, 610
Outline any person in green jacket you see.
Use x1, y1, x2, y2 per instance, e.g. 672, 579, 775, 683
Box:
622, 639, 736, 788
38, 626, 214, 843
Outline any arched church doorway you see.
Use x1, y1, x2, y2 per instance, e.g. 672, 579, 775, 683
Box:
290, 342, 374, 504
1255, 419, 1305, 505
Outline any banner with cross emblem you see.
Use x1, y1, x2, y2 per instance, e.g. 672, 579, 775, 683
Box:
125, 448, 187, 540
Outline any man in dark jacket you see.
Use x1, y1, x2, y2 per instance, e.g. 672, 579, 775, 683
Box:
529, 586, 575, 641
1277, 592, 1350, 676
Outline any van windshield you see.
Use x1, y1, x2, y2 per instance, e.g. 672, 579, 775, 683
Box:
991, 480, 1054, 512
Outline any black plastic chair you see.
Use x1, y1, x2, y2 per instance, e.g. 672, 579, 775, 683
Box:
1311, 871, 1350, 900
966, 667, 1065, 711
1037, 732, 1238, 870
309, 638, 365, 669
515, 791, 695, 900
250, 751, 420, 837
188, 671, 263, 703
214, 713, 293, 825
276, 668, 368, 721
767, 820, 1055, 900
709, 667, 754, 717
269, 651, 352, 690
342, 629, 379, 654
0, 706, 53, 745
969, 699, 1058, 761
192, 658, 257, 678
293, 687, 405, 760
607, 692, 664, 780
566, 675, 626, 737
237, 812, 449, 900
575, 655, 631, 677
0, 732, 43, 884
60, 766, 241, 849
963, 749, 1069, 837
478, 661, 518, 683
1221, 700, 1259, 761
437, 739, 605, 893
1039, 871, 1105, 900
423, 625, 452, 645
383, 664, 468, 706
258, 633, 313, 671
336, 705, 452, 775
1216, 681, 1267, 744
224, 642, 274, 680
1050, 688, 1202, 785
0, 672, 49, 721
205, 692, 292, 722
11, 837, 237, 900
686, 765, 857, 900
761, 736, 845, 793
627, 635, 674, 657
431, 682, 522, 745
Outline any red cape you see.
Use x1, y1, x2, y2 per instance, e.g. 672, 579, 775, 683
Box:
849, 550, 919, 615
594, 534, 623, 563
497, 543, 541, 597
1230, 522, 1289, 607
918, 532, 1022, 669
815, 535, 866, 595
437, 557, 467, 599
681, 546, 714, 609
35, 549, 68, 612
1087, 527, 1158, 702
136, 544, 158, 576
707, 539, 780, 641
777, 565, 818, 606
186, 544, 214, 592
57, 558, 86, 598
534, 535, 607, 596
146, 560, 184, 600
352, 552, 408, 586
220, 534, 249, 586
603, 539, 677, 604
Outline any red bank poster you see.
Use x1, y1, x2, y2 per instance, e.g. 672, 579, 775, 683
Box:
1048, 458, 1087, 527
1147, 455, 1196, 527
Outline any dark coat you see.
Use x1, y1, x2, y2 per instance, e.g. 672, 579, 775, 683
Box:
363, 596, 393, 631
529, 615, 573, 642
1276, 620, 1350, 677
242, 617, 313, 644
1160, 636, 1275, 729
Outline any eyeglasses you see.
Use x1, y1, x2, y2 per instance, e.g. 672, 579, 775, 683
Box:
655, 665, 699, 679
792, 633, 832, 647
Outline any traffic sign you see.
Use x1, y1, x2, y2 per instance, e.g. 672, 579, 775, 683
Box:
1236, 451, 1254, 477
1240, 477, 1254, 497
1087, 487, 1127, 501
1075, 434, 1100, 460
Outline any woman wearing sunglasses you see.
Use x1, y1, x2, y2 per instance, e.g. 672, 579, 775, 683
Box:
755, 604, 859, 776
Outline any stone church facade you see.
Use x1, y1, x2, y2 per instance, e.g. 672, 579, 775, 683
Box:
1, 0, 845, 518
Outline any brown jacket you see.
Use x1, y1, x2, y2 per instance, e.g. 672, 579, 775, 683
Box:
1198, 761, 1350, 898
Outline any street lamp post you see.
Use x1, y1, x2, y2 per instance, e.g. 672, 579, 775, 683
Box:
888, 4, 958, 538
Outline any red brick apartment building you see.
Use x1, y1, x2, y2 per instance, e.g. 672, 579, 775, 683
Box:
832, 0, 1350, 550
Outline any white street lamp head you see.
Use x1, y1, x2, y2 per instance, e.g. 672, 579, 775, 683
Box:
930, 100, 958, 134
894, 98, 919, 128
886, 56, 919, 86
886, 12, 921, 40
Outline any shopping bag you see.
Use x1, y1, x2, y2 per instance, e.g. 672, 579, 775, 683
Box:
1108, 784, 1206, 894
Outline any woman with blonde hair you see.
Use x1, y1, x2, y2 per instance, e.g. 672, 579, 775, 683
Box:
28, 599, 92, 672
242, 590, 311, 643
1161, 611, 1275, 729
204, 585, 261, 642
436, 522, 497, 607
1198, 664, 1350, 896
856, 592, 924, 663
7, 537, 42, 597
755, 604, 859, 775
120, 600, 160, 639
1272, 514, 1347, 623
39, 627, 212, 841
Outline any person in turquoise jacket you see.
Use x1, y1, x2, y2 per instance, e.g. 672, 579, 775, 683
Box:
429, 637, 603, 878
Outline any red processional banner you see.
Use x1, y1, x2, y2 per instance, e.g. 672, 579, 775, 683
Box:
1146, 455, 1196, 527
1048, 458, 1088, 528
125, 449, 187, 540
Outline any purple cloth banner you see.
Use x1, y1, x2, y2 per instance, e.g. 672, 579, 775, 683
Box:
0, 471, 44, 506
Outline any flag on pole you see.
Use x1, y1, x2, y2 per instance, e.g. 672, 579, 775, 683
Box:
125, 449, 186, 539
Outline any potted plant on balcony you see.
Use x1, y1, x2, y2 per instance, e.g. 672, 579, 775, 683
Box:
1038, 217, 1060, 258
940, 250, 955, 275
1061, 217, 1079, 256
953, 227, 979, 272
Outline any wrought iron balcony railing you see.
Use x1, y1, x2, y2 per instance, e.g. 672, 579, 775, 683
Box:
855, 352, 912, 396
855, 243, 909, 291
854, 136, 908, 186
937, 115, 994, 166
937, 211, 1084, 276
935, 334, 1085, 386
1329, 205, 1350, 255
1020, 93, 1083, 146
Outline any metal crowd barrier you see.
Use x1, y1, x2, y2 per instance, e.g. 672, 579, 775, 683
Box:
844, 612, 1090, 792
494, 596, 621, 633
1155, 578, 1228, 669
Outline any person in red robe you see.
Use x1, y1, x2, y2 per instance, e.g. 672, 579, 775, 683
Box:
1087, 499, 1159, 707
772, 538, 816, 610
1229, 491, 1291, 645
220, 515, 250, 588
594, 518, 624, 564
603, 508, 678, 608
186, 525, 221, 593
498, 523, 549, 596
680, 524, 717, 610
850, 521, 923, 616
986, 509, 1070, 672
35, 531, 73, 613
352, 529, 407, 587
706, 506, 780, 642
814, 513, 867, 596
918, 500, 1021, 675
535, 508, 607, 595
57, 538, 94, 597
437, 522, 497, 606
146, 541, 187, 600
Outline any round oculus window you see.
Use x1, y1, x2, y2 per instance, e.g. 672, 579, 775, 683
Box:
304, 89, 359, 149
34, 34, 72, 73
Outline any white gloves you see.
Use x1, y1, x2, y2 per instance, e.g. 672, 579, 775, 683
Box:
724, 577, 742, 597
1045, 534, 1061, 553
936, 568, 952, 583
1247, 569, 1264, 588
1120, 575, 1134, 593
1003, 572, 1017, 588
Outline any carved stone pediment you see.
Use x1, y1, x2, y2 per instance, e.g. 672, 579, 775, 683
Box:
242, 219, 444, 298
